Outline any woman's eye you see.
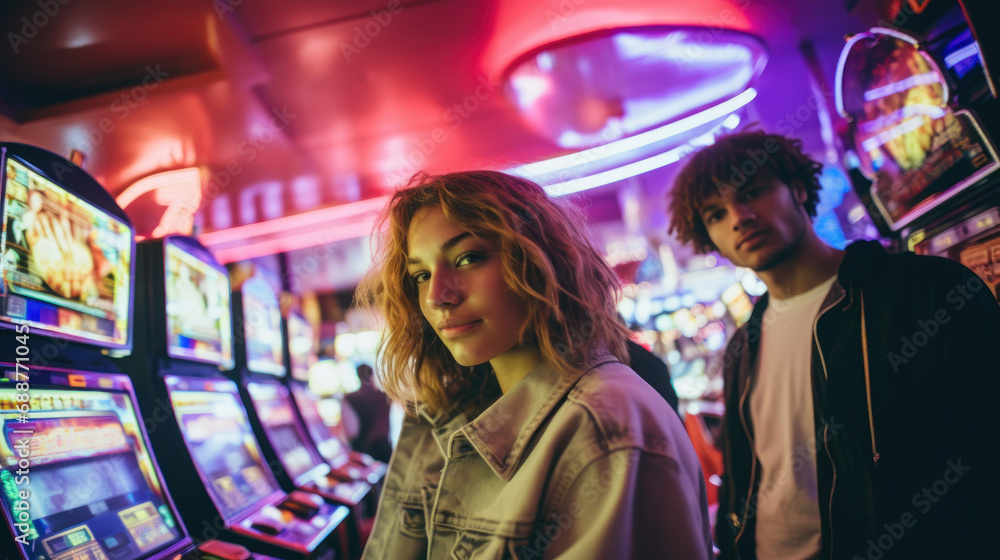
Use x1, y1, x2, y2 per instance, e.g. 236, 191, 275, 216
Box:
457, 253, 485, 267
705, 211, 723, 224
411, 271, 429, 284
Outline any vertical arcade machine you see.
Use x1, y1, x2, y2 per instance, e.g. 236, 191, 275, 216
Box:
836, 4, 1000, 298
286, 381, 387, 490
119, 235, 349, 560
229, 284, 375, 557
0, 144, 268, 560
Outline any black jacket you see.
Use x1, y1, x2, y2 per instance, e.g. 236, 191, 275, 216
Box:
716, 241, 1000, 560
626, 338, 679, 414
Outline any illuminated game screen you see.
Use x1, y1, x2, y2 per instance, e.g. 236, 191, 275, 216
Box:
286, 313, 315, 382
164, 239, 234, 369
0, 373, 183, 560
289, 384, 350, 464
910, 206, 1000, 300
246, 382, 320, 482
241, 277, 284, 377
164, 376, 280, 520
0, 156, 132, 347
838, 29, 999, 229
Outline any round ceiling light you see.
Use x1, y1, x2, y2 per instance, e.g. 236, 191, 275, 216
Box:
503, 26, 767, 149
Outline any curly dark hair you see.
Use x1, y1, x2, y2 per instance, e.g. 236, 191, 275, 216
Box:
667, 131, 824, 253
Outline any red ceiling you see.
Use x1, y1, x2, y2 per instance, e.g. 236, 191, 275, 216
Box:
0, 0, 871, 289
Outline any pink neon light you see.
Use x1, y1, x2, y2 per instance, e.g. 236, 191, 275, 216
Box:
198, 195, 390, 247
210, 216, 380, 264
116, 167, 202, 208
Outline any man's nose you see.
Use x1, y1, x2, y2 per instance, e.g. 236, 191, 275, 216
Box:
730, 202, 757, 230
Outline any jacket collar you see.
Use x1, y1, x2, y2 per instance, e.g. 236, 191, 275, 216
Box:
451, 352, 617, 482
748, 240, 887, 320
838, 240, 889, 288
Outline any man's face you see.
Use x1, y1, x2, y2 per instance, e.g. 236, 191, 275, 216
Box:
698, 178, 811, 271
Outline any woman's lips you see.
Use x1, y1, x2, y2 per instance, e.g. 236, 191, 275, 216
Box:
439, 320, 482, 338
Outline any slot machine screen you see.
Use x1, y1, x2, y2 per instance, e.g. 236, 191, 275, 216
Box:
909, 206, 1000, 299
286, 313, 314, 383
288, 384, 350, 464
837, 28, 1000, 230
163, 239, 234, 369
0, 373, 184, 560
246, 382, 321, 482
164, 376, 281, 520
241, 277, 284, 377
0, 156, 133, 347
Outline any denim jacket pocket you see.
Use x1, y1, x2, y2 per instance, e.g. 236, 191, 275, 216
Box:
450, 530, 530, 560
398, 503, 427, 539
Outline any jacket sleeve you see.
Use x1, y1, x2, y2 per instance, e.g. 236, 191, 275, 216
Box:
540, 448, 712, 560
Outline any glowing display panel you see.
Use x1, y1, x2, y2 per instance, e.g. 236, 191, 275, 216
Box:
0, 156, 132, 346
164, 239, 234, 369
838, 29, 999, 229
289, 384, 350, 464
0, 374, 183, 560
241, 277, 284, 377
286, 313, 315, 382
164, 376, 280, 520
246, 382, 321, 482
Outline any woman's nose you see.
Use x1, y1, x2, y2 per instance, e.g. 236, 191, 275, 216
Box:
426, 270, 461, 309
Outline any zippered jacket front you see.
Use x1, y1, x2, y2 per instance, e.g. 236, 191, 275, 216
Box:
715, 240, 1000, 560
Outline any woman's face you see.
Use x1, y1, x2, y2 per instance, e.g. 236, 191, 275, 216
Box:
406, 205, 530, 368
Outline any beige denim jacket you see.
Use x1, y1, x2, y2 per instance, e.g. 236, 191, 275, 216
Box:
362, 356, 712, 559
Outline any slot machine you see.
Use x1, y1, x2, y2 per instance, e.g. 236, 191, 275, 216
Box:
226, 275, 378, 557
836, 2, 1000, 299
0, 144, 275, 560
281, 312, 385, 497
117, 236, 349, 560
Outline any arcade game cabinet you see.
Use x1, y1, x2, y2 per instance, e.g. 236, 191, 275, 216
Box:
287, 381, 387, 491
118, 235, 349, 560
227, 274, 374, 557
837, 2, 1000, 298
0, 144, 271, 560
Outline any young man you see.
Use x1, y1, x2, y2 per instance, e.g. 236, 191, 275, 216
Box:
668, 131, 999, 560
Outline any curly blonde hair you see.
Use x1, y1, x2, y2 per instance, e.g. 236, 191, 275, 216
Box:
355, 171, 629, 415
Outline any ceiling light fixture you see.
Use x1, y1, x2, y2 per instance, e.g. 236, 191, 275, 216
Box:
509, 88, 756, 179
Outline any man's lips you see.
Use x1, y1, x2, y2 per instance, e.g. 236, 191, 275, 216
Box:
738, 230, 769, 250
438, 320, 482, 337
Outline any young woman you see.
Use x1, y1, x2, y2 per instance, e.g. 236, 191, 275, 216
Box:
356, 170, 711, 559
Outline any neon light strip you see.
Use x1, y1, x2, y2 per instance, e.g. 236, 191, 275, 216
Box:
198, 195, 389, 246
209, 217, 379, 264
203, 91, 749, 260
863, 72, 942, 101
860, 116, 925, 153
944, 43, 979, 68
116, 168, 201, 208
858, 104, 945, 134
509, 88, 756, 178
544, 129, 718, 197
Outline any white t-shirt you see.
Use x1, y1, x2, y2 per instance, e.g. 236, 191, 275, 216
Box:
751, 276, 837, 560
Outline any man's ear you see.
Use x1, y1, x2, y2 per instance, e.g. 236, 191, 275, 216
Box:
788, 180, 809, 205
